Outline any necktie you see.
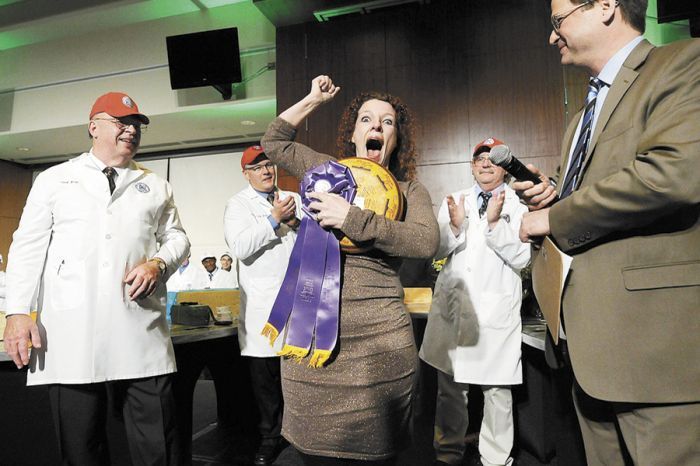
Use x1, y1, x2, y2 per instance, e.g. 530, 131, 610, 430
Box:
560, 78, 602, 198
103, 167, 116, 195
267, 192, 275, 205
209, 272, 214, 282
478, 191, 492, 218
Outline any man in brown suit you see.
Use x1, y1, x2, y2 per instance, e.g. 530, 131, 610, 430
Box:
516, 1, 700, 465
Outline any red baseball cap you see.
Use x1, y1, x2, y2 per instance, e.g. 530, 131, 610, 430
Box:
241, 145, 268, 169
89, 92, 150, 124
472, 137, 505, 157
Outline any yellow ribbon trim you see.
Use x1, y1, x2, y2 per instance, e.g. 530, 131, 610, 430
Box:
308, 349, 332, 368
278, 344, 310, 361
261, 323, 280, 346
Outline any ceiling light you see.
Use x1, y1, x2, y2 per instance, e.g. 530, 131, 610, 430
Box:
16, 147, 30, 151
241, 120, 256, 126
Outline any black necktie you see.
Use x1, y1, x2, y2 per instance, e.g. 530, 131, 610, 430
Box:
267, 192, 275, 205
478, 191, 492, 218
560, 78, 602, 198
103, 167, 116, 195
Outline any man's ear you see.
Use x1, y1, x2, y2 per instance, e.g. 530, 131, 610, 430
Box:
600, 0, 616, 23
88, 121, 97, 139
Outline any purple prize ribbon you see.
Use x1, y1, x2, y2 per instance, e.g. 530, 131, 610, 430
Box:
262, 160, 356, 367
300, 160, 356, 219
310, 231, 341, 367
283, 217, 328, 357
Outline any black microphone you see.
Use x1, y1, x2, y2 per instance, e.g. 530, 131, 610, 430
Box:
488, 145, 542, 185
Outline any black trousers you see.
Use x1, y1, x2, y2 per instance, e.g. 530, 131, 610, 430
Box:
48, 374, 181, 466
247, 356, 283, 445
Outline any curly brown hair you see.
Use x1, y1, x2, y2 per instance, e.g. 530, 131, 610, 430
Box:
335, 92, 418, 182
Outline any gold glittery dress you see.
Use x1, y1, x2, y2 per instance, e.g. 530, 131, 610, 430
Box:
261, 118, 439, 460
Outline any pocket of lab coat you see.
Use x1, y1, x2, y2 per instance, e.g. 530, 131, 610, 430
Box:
51, 258, 86, 310
477, 291, 514, 329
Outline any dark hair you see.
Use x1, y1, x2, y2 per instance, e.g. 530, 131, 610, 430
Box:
335, 92, 418, 182
573, 0, 646, 33
618, 0, 647, 33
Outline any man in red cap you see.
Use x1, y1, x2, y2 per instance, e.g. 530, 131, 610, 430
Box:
3, 91, 190, 465
420, 137, 530, 466
223, 145, 301, 465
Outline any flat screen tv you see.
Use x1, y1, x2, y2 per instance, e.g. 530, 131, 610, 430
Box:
166, 27, 242, 90
657, 0, 700, 23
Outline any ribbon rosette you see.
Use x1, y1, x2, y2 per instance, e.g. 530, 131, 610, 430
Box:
262, 160, 357, 367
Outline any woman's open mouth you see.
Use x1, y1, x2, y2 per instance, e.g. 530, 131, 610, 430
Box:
366, 138, 383, 160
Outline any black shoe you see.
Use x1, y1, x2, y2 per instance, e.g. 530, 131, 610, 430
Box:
254, 442, 281, 466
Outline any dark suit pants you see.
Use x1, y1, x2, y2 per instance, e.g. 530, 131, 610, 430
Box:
573, 383, 700, 466
48, 374, 181, 466
247, 356, 283, 445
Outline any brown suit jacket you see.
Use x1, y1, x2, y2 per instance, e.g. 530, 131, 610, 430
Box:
548, 38, 700, 403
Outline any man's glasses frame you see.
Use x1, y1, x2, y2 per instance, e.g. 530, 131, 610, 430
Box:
551, 0, 594, 33
245, 162, 275, 174
92, 117, 147, 133
472, 154, 493, 166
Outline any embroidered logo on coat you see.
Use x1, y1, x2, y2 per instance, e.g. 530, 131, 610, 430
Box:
134, 182, 150, 193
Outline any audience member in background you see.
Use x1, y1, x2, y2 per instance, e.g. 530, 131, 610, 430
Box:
201, 253, 219, 281
420, 138, 530, 466
224, 145, 301, 466
516, 1, 700, 464
166, 253, 208, 291
3, 91, 190, 465
220, 253, 233, 272
201, 253, 237, 289
211, 265, 237, 289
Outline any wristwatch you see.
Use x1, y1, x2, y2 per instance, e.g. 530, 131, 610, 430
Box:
149, 257, 167, 277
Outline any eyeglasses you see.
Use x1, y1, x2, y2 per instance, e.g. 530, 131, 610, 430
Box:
551, 0, 594, 33
472, 154, 492, 165
92, 117, 147, 133
245, 162, 275, 173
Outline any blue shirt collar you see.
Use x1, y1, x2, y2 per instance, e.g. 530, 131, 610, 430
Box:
253, 187, 276, 199
474, 183, 505, 197
596, 36, 644, 87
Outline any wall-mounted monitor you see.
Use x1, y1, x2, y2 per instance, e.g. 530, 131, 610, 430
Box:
166, 27, 242, 90
657, 0, 700, 23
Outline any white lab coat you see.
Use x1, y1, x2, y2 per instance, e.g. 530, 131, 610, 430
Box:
420, 185, 530, 385
208, 268, 238, 289
166, 263, 209, 292
224, 185, 301, 357
5, 152, 190, 385
0, 270, 6, 311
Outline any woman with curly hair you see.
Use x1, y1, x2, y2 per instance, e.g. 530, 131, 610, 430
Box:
261, 75, 439, 465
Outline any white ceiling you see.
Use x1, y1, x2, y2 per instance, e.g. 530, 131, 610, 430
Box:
0, 0, 425, 165
0, 0, 278, 165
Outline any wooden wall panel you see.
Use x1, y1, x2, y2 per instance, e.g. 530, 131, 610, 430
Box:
276, 167, 299, 193
0, 160, 32, 265
416, 162, 474, 211
274, 0, 579, 206
563, 65, 590, 126
276, 24, 308, 83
